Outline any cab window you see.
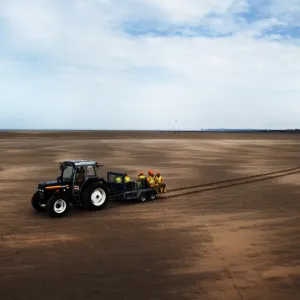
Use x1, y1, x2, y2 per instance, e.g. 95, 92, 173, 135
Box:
87, 166, 96, 177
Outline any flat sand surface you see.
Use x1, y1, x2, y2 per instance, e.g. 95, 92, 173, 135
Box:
1, 131, 300, 300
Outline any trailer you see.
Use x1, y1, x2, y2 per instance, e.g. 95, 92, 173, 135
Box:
107, 172, 157, 202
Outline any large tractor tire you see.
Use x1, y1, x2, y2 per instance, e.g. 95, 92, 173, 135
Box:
31, 191, 47, 212
82, 182, 110, 210
47, 194, 70, 217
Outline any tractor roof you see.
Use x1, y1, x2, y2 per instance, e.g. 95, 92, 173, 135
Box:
63, 160, 103, 167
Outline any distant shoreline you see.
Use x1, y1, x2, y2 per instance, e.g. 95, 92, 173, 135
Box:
1, 129, 300, 141
0, 129, 299, 133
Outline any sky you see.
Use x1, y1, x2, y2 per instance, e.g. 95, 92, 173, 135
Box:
0, 0, 300, 130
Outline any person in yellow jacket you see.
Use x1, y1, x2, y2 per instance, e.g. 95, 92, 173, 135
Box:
115, 176, 122, 183
146, 170, 155, 188
137, 171, 145, 181
124, 173, 134, 190
137, 171, 146, 187
124, 173, 132, 183
155, 172, 166, 193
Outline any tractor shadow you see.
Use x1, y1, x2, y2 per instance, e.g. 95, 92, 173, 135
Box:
29, 198, 159, 219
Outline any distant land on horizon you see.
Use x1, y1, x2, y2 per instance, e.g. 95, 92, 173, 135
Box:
0, 129, 299, 132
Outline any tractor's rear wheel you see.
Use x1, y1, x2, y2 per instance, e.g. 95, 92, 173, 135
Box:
31, 191, 47, 212
82, 182, 110, 210
47, 194, 70, 217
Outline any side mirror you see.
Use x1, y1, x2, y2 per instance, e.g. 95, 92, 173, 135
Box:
57, 176, 62, 182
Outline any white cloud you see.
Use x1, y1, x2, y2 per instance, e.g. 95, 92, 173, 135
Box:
137, 0, 236, 22
0, 0, 300, 129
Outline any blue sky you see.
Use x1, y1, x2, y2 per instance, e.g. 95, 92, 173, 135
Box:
0, 0, 300, 130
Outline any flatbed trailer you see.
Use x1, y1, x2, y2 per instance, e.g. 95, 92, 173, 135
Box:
107, 172, 157, 202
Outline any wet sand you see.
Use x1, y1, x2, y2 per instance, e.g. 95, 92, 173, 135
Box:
1, 131, 300, 300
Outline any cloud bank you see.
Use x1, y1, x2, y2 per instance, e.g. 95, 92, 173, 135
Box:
0, 0, 300, 129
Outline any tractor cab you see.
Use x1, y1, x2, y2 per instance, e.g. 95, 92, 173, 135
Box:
58, 160, 104, 192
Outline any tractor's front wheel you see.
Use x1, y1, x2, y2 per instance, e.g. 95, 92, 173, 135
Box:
31, 191, 47, 212
82, 182, 110, 210
47, 194, 70, 217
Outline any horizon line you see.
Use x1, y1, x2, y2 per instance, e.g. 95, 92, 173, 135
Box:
0, 128, 299, 132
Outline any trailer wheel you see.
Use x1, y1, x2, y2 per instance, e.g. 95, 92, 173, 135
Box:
139, 192, 147, 203
82, 182, 110, 210
31, 191, 46, 212
148, 190, 157, 201
47, 194, 69, 217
